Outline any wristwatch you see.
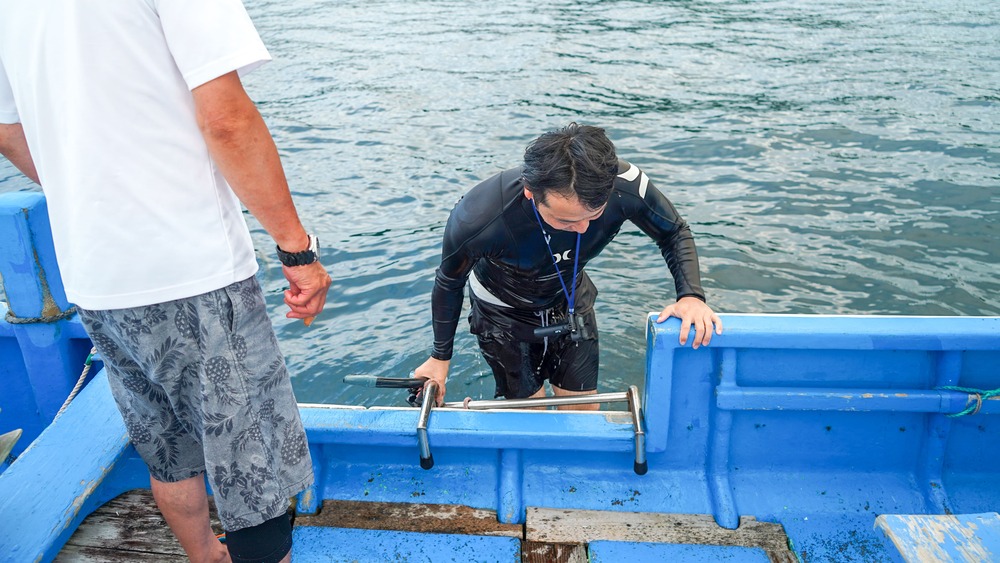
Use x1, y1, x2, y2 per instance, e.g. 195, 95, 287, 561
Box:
276, 234, 320, 267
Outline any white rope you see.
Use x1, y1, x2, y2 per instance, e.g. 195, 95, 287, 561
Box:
54, 346, 97, 419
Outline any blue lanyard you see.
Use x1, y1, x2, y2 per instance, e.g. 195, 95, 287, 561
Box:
530, 199, 581, 315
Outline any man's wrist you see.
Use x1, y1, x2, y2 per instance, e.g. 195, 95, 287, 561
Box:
276, 232, 310, 253
277, 233, 320, 267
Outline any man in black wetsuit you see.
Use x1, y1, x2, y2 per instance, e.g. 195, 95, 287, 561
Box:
414, 123, 722, 410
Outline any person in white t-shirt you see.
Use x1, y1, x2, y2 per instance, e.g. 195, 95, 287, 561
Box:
0, 1, 332, 562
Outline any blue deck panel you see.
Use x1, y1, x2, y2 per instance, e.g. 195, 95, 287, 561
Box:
291, 526, 521, 562
875, 513, 1000, 563
780, 513, 895, 562
588, 540, 770, 562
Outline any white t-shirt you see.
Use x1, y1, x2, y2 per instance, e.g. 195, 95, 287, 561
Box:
0, 0, 271, 309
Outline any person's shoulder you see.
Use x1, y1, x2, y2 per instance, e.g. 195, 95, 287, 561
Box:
448, 166, 520, 229
456, 166, 520, 211
612, 159, 651, 200
467, 166, 520, 194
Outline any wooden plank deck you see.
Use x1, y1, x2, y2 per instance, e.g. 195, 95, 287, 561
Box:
57, 490, 796, 562
528, 507, 797, 563
55, 490, 214, 562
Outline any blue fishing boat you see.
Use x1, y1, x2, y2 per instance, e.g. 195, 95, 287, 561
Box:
1, 192, 998, 562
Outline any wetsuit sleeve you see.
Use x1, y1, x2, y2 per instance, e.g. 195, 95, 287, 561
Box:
430, 206, 477, 361
622, 173, 706, 302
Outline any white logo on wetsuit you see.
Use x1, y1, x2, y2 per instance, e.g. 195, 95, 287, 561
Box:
552, 250, 572, 263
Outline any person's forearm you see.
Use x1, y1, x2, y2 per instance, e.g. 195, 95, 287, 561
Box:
629, 177, 705, 301
431, 268, 467, 360
194, 74, 308, 252
660, 224, 705, 301
0, 123, 40, 184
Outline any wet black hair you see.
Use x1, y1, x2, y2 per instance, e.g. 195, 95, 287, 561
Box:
521, 123, 618, 210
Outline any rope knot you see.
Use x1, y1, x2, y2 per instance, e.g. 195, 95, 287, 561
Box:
937, 385, 998, 417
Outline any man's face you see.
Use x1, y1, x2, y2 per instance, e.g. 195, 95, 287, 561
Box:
524, 187, 606, 234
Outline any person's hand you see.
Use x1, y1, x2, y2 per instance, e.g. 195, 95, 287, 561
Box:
282, 262, 332, 324
413, 356, 450, 406
657, 296, 723, 349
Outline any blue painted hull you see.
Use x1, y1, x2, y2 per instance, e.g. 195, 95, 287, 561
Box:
1, 193, 997, 562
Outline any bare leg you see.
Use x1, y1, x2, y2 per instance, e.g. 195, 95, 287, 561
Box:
150, 474, 230, 563
551, 385, 600, 411
523, 385, 549, 410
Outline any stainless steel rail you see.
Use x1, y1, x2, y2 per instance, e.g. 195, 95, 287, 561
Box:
440, 392, 628, 410
627, 385, 647, 475
416, 381, 437, 469
416, 385, 648, 475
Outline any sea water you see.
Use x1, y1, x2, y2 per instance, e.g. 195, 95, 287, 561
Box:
1, 0, 997, 406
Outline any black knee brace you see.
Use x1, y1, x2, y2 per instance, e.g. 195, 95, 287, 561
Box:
225, 512, 292, 563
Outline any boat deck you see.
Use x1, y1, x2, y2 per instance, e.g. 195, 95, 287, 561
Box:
56, 490, 797, 562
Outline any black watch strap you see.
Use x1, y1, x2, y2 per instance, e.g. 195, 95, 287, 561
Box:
276, 234, 319, 267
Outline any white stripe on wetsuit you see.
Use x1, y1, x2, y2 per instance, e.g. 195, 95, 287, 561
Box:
471, 270, 553, 360
469, 270, 513, 308
618, 162, 649, 198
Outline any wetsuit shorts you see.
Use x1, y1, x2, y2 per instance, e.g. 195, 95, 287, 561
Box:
78, 276, 312, 532
469, 296, 599, 399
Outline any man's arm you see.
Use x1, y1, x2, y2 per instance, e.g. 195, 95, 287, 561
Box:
413, 204, 481, 405
624, 177, 705, 301
0, 123, 40, 184
191, 71, 330, 320
622, 168, 722, 347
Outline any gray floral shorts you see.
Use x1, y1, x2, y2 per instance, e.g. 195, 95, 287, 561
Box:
78, 276, 312, 531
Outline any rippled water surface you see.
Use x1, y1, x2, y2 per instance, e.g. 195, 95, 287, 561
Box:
2, 0, 998, 406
